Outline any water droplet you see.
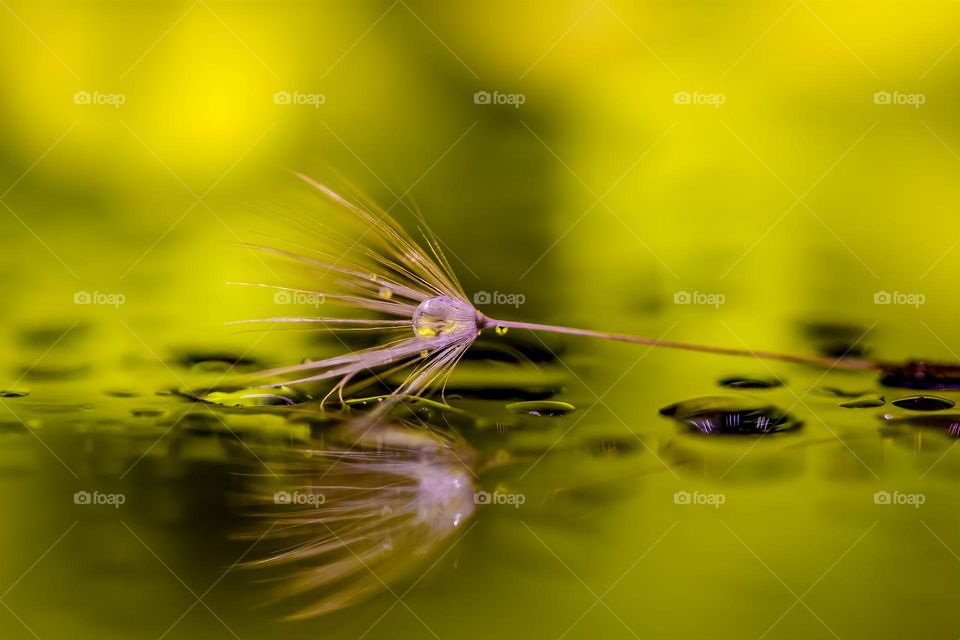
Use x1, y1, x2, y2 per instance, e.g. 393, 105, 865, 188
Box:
506, 400, 575, 417
378, 286, 393, 300
881, 361, 960, 391
495, 326, 508, 336
412, 296, 477, 340
718, 375, 783, 389
891, 395, 955, 411
0, 390, 29, 398
659, 395, 801, 435
838, 394, 885, 409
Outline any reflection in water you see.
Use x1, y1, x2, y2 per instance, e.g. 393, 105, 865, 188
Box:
659, 395, 802, 435
244, 420, 477, 618
880, 361, 960, 391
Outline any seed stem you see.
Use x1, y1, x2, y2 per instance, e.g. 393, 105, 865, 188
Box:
482, 317, 878, 371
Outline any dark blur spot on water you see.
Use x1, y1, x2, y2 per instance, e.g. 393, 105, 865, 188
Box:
18, 323, 88, 348
0, 389, 29, 398
104, 389, 139, 398
18, 363, 89, 381
801, 321, 871, 358
175, 351, 260, 373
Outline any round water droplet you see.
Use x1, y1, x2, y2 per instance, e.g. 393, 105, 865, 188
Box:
838, 394, 885, 409
0, 390, 29, 398
495, 326, 508, 336
506, 400, 575, 417
718, 375, 782, 389
659, 395, 801, 435
378, 286, 393, 300
891, 395, 955, 411
412, 296, 478, 341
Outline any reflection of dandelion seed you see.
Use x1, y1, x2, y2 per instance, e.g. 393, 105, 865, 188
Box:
231, 174, 880, 404
245, 423, 476, 618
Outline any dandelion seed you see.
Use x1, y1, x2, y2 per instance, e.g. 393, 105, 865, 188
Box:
231, 174, 882, 405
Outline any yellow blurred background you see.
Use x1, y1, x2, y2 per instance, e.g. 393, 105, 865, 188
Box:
0, 0, 956, 366
0, 3, 959, 639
